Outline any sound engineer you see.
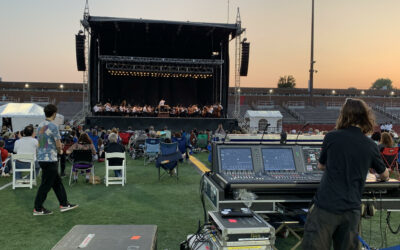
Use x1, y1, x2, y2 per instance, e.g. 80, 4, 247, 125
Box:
302, 98, 389, 250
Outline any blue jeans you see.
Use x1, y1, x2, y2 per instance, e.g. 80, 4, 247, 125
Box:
114, 170, 122, 177
15, 160, 40, 179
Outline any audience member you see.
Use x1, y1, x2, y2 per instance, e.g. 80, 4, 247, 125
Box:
104, 133, 125, 177
0, 140, 11, 177
378, 132, 394, 152
13, 125, 39, 180
371, 131, 381, 145
66, 133, 97, 183
215, 123, 226, 136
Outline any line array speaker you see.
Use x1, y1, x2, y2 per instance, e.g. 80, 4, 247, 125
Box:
240, 42, 250, 76
75, 34, 86, 71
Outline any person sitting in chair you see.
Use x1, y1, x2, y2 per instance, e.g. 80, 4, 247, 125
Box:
66, 133, 97, 183
378, 132, 395, 152
104, 133, 125, 177
13, 125, 40, 180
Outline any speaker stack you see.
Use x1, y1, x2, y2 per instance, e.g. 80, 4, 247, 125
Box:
75, 33, 86, 71
240, 42, 250, 76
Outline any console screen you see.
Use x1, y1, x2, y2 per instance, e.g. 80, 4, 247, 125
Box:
220, 148, 253, 171
262, 148, 296, 171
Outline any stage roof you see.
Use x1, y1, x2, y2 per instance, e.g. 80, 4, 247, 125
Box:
85, 16, 239, 38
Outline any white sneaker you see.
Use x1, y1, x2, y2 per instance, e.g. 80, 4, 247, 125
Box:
1, 172, 10, 177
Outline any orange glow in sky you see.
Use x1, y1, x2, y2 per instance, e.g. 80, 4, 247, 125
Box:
0, 0, 399, 89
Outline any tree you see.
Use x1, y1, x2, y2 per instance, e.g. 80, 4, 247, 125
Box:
370, 78, 393, 90
277, 75, 296, 88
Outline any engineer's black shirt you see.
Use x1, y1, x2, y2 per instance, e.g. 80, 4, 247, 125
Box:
315, 126, 386, 213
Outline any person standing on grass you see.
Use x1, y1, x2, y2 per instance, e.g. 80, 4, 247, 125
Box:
301, 98, 389, 249
33, 104, 78, 215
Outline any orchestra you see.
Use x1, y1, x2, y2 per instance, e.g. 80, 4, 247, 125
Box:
92, 100, 223, 118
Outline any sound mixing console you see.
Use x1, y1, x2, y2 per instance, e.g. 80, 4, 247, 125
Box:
204, 143, 400, 211
211, 144, 325, 189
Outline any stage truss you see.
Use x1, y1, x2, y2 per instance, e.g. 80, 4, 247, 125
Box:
99, 55, 223, 76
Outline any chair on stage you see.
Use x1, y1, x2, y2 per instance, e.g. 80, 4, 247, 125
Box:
156, 142, 182, 181
381, 147, 400, 180
11, 153, 36, 189
105, 152, 126, 186
69, 150, 95, 186
144, 138, 160, 166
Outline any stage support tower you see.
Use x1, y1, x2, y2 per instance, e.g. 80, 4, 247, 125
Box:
71, 0, 91, 125
233, 8, 242, 119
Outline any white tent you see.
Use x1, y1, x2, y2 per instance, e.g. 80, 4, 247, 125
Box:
0, 103, 64, 132
244, 110, 283, 133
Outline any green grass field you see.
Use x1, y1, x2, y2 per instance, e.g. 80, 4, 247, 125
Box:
0, 152, 399, 249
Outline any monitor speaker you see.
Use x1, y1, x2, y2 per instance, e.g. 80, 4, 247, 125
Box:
75, 34, 86, 71
240, 42, 250, 76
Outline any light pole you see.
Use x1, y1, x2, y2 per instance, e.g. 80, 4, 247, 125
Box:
308, 0, 315, 105
331, 90, 336, 106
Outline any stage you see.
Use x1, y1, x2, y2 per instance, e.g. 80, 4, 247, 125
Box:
85, 116, 238, 132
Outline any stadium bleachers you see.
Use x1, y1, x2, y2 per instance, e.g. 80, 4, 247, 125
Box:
57, 102, 83, 120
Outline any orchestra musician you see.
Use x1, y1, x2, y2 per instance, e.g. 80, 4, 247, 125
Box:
93, 103, 103, 116
301, 98, 389, 250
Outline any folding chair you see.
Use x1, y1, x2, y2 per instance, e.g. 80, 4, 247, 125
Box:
197, 134, 208, 148
5, 139, 16, 153
69, 150, 95, 186
144, 138, 160, 166
172, 136, 188, 159
381, 147, 400, 180
156, 142, 182, 181
11, 153, 36, 189
105, 152, 126, 186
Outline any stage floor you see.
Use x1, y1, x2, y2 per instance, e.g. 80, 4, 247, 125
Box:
85, 116, 238, 132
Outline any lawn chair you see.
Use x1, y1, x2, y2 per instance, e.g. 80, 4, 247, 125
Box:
11, 153, 36, 189
4, 138, 16, 153
381, 147, 400, 180
172, 136, 187, 157
69, 150, 95, 186
195, 133, 208, 152
144, 138, 160, 166
156, 142, 182, 181
105, 152, 126, 186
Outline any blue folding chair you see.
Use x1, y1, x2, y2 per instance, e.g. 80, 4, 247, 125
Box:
5, 139, 16, 153
156, 142, 182, 181
144, 138, 160, 166
172, 136, 187, 157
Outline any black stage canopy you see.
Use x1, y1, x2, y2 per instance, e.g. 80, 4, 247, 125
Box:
85, 16, 238, 114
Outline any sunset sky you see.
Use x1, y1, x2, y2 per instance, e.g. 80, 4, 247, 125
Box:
0, 0, 399, 89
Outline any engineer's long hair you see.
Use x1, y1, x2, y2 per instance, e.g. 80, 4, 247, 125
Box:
335, 98, 375, 134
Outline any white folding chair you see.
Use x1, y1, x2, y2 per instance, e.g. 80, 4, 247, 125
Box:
11, 153, 36, 189
105, 152, 126, 186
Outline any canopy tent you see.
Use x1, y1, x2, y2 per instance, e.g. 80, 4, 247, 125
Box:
244, 110, 283, 133
0, 103, 64, 132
